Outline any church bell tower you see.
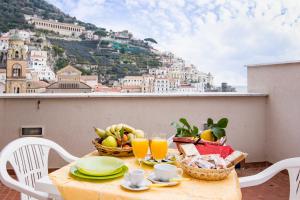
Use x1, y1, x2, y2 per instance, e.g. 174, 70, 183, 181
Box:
6, 32, 28, 93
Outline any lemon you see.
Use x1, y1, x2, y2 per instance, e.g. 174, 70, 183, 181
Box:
200, 129, 215, 141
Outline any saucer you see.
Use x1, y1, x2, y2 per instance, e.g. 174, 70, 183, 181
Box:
121, 179, 151, 191
147, 173, 180, 186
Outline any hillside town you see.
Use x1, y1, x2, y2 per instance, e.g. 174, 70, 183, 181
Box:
0, 15, 221, 94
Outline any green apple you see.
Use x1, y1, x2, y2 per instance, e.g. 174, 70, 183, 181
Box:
102, 136, 118, 147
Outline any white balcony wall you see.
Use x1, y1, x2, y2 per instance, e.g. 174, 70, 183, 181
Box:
248, 61, 300, 163
0, 93, 267, 168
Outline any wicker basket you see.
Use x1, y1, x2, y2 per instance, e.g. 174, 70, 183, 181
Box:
174, 136, 227, 154
199, 136, 227, 146
92, 139, 133, 157
177, 157, 234, 181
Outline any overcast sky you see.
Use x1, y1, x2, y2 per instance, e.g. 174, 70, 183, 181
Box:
47, 0, 300, 86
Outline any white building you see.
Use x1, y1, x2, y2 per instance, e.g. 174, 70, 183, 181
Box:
149, 67, 168, 78
177, 82, 205, 93
141, 75, 155, 93
29, 50, 56, 81
154, 78, 170, 93
17, 30, 31, 42
84, 30, 99, 40
0, 81, 5, 93
0, 35, 9, 51
0, 68, 6, 83
26, 15, 85, 38
120, 76, 143, 87
169, 78, 180, 91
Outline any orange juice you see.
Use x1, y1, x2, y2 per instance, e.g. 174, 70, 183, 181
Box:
150, 138, 168, 160
132, 138, 149, 159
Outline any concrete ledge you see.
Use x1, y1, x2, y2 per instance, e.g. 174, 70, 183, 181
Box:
247, 60, 300, 67
0, 92, 268, 99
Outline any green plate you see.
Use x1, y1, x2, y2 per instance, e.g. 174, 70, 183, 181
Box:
70, 165, 128, 180
75, 156, 124, 176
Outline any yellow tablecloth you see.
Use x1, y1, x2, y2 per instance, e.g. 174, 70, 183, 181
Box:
49, 151, 242, 200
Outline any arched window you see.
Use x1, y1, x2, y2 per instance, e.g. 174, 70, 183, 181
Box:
15, 51, 19, 59
16, 87, 20, 93
12, 64, 21, 77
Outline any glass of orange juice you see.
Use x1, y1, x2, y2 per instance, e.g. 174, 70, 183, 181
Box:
132, 138, 149, 167
150, 137, 168, 162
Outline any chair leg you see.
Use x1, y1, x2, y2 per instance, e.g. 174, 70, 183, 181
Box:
287, 168, 300, 200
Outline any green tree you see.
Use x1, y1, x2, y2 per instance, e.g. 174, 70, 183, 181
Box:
76, 67, 92, 75
55, 58, 69, 71
52, 45, 64, 57
144, 38, 158, 44
94, 29, 107, 37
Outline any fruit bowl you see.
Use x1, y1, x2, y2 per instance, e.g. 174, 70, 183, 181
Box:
93, 124, 145, 157
92, 139, 133, 157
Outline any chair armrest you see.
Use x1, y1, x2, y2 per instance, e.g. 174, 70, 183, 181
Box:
0, 169, 50, 200
50, 144, 79, 163
239, 166, 281, 188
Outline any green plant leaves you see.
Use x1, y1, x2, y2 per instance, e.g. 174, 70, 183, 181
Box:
172, 118, 199, 137
120, 127, 124, 138
172, 117, 228, 138
217, 118, 228, 128
207, 118, 213, 126
179, 118, 191, 129
191, 126, 199, 136
211, 127, 225, 139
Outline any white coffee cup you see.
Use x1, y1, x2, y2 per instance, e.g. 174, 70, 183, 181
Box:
154, 163, 183, 182
125, 169, 145, 186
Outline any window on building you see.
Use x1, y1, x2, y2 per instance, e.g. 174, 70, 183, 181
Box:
12, 64, 21, 77
15, 51, 19, 59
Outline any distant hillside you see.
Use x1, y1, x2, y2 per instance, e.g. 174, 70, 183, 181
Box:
49, 39, 99, 64
0, 0, 162, 85
50, 38, 161, 84
0, 0, 97, 33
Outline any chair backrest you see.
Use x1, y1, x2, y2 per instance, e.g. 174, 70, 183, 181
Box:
239, 157, 300, 200
0, 137, 77, 200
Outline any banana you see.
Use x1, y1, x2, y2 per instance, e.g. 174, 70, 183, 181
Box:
110, 125, 117, 135
114, 129, 121, 140
94, 127, 106, 138
115, 124, 123, 132
105, 127, 114, 137
123, 124, 135, 133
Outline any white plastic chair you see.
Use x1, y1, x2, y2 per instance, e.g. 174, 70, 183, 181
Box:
0, 137, 78, 200
239, 157, 300, 200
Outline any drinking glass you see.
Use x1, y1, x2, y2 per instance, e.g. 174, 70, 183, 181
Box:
150, 137, 168, 162
132, 138, 149, 167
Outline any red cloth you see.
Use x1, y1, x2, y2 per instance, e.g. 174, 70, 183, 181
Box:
195, 143, 234, 158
